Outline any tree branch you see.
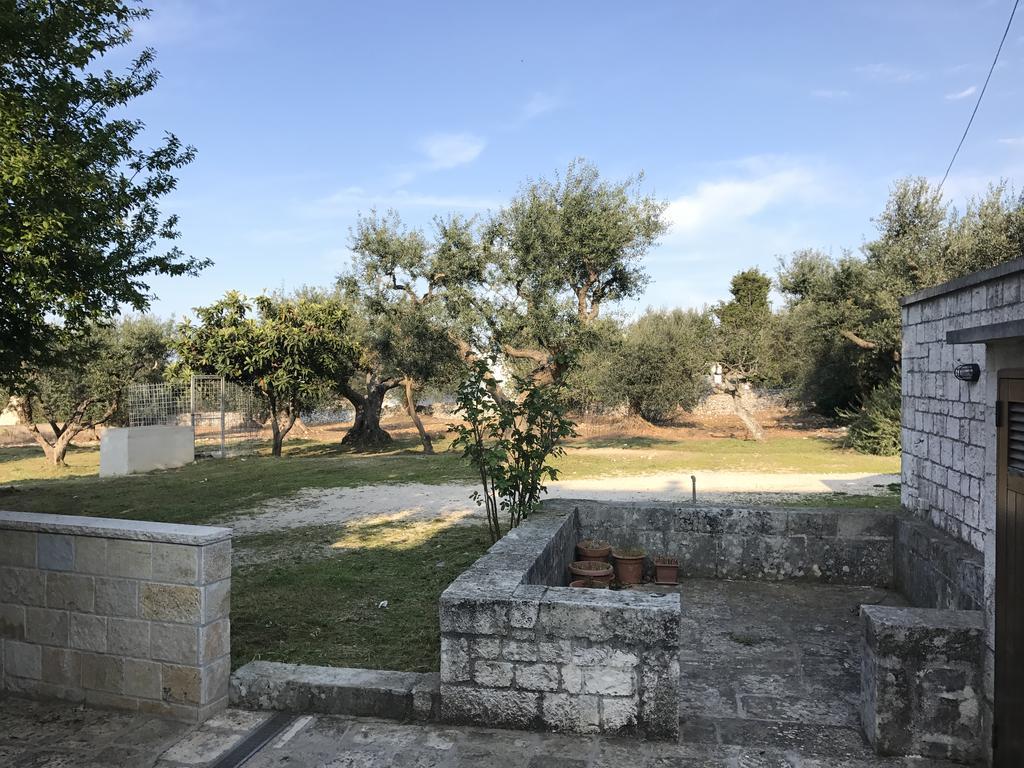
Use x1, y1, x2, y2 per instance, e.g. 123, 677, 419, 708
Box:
840, 329, 878, 350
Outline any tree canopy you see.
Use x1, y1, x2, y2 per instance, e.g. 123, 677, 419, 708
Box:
0, 0, 204, 382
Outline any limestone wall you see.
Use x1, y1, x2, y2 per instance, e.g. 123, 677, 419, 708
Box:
0, 511, 231, 722
438, 511, 681, 740
901, 258, 1024, 552
559, 500, 895, 586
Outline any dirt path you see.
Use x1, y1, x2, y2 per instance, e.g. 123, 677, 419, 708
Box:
227, 470, 899, 536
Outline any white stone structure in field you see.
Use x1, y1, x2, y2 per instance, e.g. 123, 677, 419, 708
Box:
99, 425, 194, 477
900, 256, 1024, 763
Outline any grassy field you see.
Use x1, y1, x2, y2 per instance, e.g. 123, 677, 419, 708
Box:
0, 433, 898, 525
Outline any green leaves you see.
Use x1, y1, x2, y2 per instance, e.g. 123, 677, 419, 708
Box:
1, 1, 204, 382
450, 358, 576, 542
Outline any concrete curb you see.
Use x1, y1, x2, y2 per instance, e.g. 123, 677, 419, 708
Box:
230, 661, 439, 721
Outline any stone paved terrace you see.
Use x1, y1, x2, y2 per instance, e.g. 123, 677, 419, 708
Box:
1, 580, 973, 767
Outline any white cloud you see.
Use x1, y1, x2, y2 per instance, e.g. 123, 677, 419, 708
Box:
854, 63, 923, 83
945, 85, 978, 101
664, 162, 822, 236
999, 136, 1024, 146
811, 89, 851, 100
418, 133, 486, 170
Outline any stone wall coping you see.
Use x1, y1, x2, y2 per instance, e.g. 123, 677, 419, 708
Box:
900, 255, 1024, 306
542, 585, 682, 613
861, 604, 984, 632
0, 510, 231, 545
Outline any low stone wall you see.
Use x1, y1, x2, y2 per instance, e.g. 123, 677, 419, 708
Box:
438, 511, 681, 740
894, 516, 984, 611
99, 426, 195, 477
553, 500, 894, 586
0, 511, 231, 722
860, 605, 984, 763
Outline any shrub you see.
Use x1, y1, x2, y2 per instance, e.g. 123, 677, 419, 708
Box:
840, 377, 901, 456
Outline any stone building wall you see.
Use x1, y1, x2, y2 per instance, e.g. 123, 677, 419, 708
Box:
901, 258, 1024, 552
0, 511, 231, 722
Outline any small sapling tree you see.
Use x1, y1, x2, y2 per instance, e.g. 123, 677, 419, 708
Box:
450, 358, 576, 543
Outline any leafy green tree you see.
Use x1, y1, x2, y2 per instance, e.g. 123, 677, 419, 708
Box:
1, 1, 205, 382
450, 357, 576, 543
713, 268, 779, 440
175, 293, 357, 457
478, 159, 668, 386
9, 316, 171, 465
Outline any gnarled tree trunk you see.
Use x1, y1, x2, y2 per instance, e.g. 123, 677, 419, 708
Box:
15, 396, 114, 465
338, 376, 399, 451
266, 392, 298, 457
403, 378, 433, 454
715, 376, 765, 442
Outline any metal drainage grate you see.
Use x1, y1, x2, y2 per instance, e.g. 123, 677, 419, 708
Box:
209, 712, 296, 768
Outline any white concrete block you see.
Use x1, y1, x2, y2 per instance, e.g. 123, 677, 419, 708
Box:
99, 427, 194, 477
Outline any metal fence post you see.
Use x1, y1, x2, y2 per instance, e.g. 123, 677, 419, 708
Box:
220, 376, 226, 458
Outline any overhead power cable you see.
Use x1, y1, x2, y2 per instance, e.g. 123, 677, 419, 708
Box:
938, 0, 1019, 192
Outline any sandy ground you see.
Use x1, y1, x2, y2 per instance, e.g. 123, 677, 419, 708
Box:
226, 470, 899, 536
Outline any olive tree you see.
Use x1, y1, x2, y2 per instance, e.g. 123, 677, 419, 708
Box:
9, 317, 171, 465
175, 293, 357, 456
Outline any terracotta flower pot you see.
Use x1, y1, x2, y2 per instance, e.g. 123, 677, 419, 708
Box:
569, 560, 614, 585
612, 549, 645, 585
654, 557, 679, 585
569, 578, 608, 589
576, 539, 611, 562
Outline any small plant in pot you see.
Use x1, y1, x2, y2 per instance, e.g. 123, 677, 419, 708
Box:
576, 538, 611, 562
654, 555, 679, 585
612, 547, 645, 585
569, 560, 614, 586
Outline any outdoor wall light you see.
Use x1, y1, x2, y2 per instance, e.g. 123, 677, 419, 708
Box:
954, 363, 981, 383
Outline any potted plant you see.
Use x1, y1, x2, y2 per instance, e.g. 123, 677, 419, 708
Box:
576, 538, 611, 561
654, 555, 679, 585
569, 560, 614, 585
612, 547, 645, 585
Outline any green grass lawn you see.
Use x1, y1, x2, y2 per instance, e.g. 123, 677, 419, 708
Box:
230, 519, 492, 671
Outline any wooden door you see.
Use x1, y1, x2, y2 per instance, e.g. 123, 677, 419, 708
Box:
995, 372, 1024, 765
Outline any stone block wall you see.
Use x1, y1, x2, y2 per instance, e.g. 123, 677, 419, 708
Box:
554, 500, 894, 586
0, 511, 231, 721
901, 258, 1024, 553
439, 511, 681, 739
895, 516, 984, 611
860, 605, 984, 763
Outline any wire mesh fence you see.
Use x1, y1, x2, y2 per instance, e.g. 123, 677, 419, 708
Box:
124, 375, 264, 457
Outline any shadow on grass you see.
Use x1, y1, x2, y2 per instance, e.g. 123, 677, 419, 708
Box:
230, 519, 492, 673
569, 436, 684, 450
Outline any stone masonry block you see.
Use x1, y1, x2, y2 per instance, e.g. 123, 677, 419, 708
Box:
161, 663, 201, 705
0, 531, 36, 567
37, 534, 74, 571
152, 543, 199, 585
541, 692, 600, 733
0, 567, 45, 606
440, 684, 540, 730
0, 602, 26, 640
124, 658, 162, 700
200, 618, 229, 663
5, 640, 42, 679
201, 655, 230, 705
41, 646, 81, 687
94, 577, 138, 618
81, 653, 125, 694
583, 667, 634, 696
514, 662, 559, 692
25, 607, 69, 646
473, 660, 514, 688
440, 635, 470, 683
46, 573, 95, 612
200, 540, 231, 584
150, 622, 197, 664
107, 617, 151, 658
600, 696, 638, 731
140, 583, 201, 624
69, 612, 107, 652
105, 540, 153, 579
202, 579, 230, 623
73, 537, 106, 574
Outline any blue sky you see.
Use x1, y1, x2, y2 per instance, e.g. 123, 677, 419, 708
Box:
122, 0, 1024, 319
